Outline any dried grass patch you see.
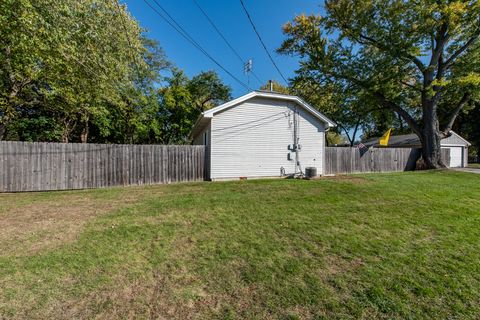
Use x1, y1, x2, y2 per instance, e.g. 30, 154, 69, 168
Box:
0, 190, 144, 256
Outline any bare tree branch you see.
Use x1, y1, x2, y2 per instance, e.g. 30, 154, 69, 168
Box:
328, 71, 422, 136
429, 22, 449, 68
401, 80, 422, 92
442, 92, 470, 135
355, 33, 426, 72
444, 31, 480, 69
371, 92, 422, 137
350, 119, 360, 147
336, 122, 353, 145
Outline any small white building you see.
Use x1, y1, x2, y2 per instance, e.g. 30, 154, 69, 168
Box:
440, 132, 471, 167
191, 91, 336, 180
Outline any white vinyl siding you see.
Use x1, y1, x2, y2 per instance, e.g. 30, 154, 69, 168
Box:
442, 133, 469, 146
210, 97, 325, 179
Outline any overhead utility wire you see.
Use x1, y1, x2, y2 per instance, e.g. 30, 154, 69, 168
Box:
239, 0, 289, 85
193, 0, 262, 84
114, 0, 142, 78
146, 0, 250, 90
142, 0, 251, 91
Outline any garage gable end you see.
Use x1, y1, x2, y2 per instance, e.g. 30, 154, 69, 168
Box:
441, 131, 471, 146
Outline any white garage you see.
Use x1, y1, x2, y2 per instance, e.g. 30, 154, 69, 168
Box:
441, 132, 471, 168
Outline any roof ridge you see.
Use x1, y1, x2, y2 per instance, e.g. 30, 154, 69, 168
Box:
202, 91, 336, 127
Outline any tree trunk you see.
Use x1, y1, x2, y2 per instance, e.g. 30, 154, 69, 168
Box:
62, 133, 69, 143
350, 120, 360, 147
420, 104, 446, 169
420, 130, 445, 169
80, 121, 89, 143
397, 114, 404, 132
124, 105, 134, 144
0, 123, 5, 140
62, 119, 73, 143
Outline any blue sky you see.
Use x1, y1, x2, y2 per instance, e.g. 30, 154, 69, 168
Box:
123, 0, 324, 97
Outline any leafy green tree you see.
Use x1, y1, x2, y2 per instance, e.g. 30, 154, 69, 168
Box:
439, 100, 480, 160
158, 69, 195, 144
326, 131, 347, 146
188, 71, 232, 112
0, 0, 147, 142
279, 1, 480, 168
259, 80, 291, 94
292, 78, 376, 146
462, 105, 480, 159
158, 69, 231, 144
107, 37, 170, 144
259, 78, 370, 146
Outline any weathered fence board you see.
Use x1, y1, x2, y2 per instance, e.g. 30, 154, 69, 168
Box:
325, 147, 451, 175
0, 141, 205, 192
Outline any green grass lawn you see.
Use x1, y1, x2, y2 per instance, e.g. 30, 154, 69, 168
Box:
469, 163, 480, 169
1, 171, 480, 319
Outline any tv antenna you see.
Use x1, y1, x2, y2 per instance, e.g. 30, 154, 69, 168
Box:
244, 59, 253, 87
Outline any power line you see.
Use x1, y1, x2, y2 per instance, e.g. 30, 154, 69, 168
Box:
114, 0, 141, 78
149, 0, 251, 91
192, 0, 262, 85
193, 0, 243, 64
239, 0, 289, 85
141, 0, 251, 91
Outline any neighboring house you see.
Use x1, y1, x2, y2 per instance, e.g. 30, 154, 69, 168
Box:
191, 91, 336, 180
364, 131, 471, 168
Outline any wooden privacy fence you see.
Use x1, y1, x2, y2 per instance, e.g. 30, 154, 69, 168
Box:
0, 141, 206, 192
325, 147, 451, 175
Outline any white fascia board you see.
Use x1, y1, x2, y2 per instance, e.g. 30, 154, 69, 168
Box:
203, 91, 336, 128
449, 131, 472, 146
203, 91, 257, 118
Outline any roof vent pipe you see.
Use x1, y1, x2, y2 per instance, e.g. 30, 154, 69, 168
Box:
269, 80, 273, 92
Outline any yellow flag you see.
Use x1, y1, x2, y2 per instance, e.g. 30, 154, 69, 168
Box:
379, 129, 392, 146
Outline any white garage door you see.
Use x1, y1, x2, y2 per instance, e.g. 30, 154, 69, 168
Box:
445, 147, 463, 167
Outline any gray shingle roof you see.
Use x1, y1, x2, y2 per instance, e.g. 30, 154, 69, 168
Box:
363, 131, 470, 148
363, 134, 421, 148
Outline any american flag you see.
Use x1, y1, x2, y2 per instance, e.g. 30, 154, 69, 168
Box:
356, 142, 367, 150
356, 142, 369, 156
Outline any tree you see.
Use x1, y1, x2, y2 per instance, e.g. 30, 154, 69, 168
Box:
158, 69, 231, 144
279, 1, 480, 168
259, 80, 291, 94
108, 37, 170, 144
326, 131, 347, 146
439, 100, 480, 160
462, 104, 480, 159
188, 71, 231, 112
0, 0, 148, 143
292, 77, 375, 146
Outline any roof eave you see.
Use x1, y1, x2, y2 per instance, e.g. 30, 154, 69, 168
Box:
204, 91, 336, 128
190, 91, 337, 137
189, 116, 211, 140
